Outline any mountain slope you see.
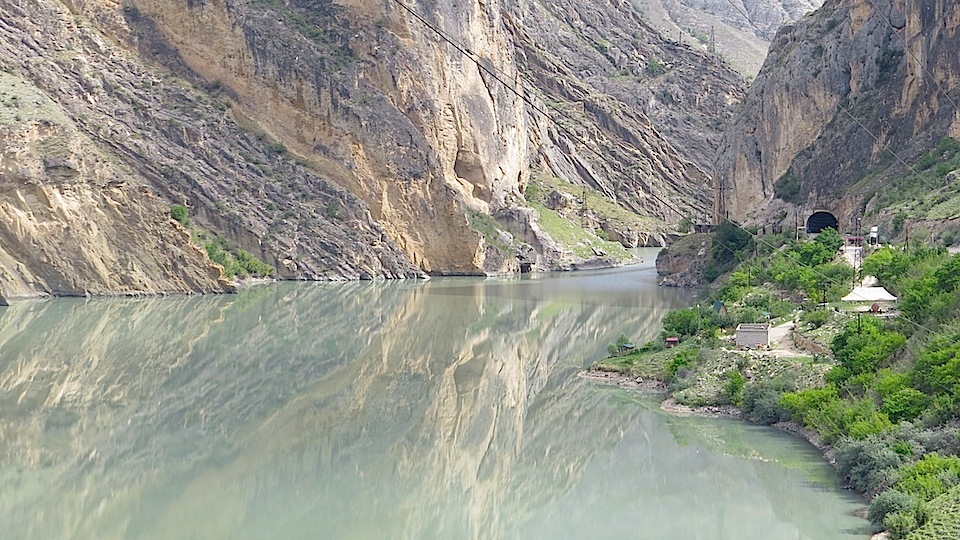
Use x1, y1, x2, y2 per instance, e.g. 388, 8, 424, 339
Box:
714, 0, 960, 231
632, 0, 824, 75
0, 0, 745, 294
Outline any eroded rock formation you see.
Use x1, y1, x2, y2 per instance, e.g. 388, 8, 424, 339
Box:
1, 0, 746, 294
632, 0, 824, 75
714, 0, 960, 229
0, 71, 230, 299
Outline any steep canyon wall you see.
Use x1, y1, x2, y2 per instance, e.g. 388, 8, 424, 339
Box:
715, 0, 960, 229
1, 0, 746, 294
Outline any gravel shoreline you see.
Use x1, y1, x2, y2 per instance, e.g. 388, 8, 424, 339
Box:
577, 369, 667, 390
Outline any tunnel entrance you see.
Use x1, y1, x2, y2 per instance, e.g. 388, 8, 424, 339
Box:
806, 211, 839, 234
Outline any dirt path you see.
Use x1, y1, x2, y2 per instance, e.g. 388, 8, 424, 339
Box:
767, 320, 808, 357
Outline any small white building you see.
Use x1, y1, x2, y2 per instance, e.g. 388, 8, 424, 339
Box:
735, 323, 770, 348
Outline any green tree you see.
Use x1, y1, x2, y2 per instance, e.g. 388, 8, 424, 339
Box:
831, 318, 906, 380
724, 369, 746, 406
705, 221, 754, 281
881, 388, 930, 423
662, 307, 700, 338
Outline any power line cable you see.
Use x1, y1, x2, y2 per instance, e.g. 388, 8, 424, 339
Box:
391, 0, 705, 222
860, 0, 960, 117
391, 0, 958, 339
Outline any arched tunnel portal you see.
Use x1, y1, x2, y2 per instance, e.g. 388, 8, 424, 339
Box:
806, 211, 839, 234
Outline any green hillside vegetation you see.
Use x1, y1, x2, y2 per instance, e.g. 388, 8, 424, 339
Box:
860, 137, 960, 230
523, 173, 633, 260
528, 171, 660, 234
596, 225, 851, 408
903, 484, 960, 540
171, 205, 273, 279
595, 214, 960, 538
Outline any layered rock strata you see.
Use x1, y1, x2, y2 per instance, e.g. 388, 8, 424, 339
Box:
714, 0, 960, 228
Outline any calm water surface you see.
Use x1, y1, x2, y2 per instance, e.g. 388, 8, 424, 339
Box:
0, 250, 869, 539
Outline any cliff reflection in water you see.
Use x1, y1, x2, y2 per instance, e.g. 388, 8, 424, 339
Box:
0, 260, 866, 539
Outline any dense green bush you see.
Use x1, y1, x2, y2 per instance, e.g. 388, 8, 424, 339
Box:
894, 453, 960, 501
667, 348, 699, 381
723, 369, 746, 407
862, 248, 912, 285
882, 388, 930, 423
742, 377, 795, 424
662, 308, 701, 338
870, 489, 919, 526
831, 318, 906, 380
800, 309, 830, 329
911, 333, 960, 397
774, 173, 801, 202
884, 506, 924, 540
170, 204, 190, 227
789, 227, 843, 266
205, 242, 272, 278
705, 221, 754, 282
835, 434, 907, 494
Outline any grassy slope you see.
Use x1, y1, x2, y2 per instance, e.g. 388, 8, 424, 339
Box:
905, 485, 960, 540
524, 171, 634, 260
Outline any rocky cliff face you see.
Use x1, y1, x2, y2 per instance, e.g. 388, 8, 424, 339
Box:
1, 0, 744, 294
633, 0, 824, 75
714, 0, 960, 228
655, 232, 711, 286
0, 70, 230, 301
1, 0, 423, 291
118, 0, 532, 274
506, 0, 743, 237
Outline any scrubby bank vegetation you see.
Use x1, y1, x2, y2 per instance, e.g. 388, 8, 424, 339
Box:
595, 228, 960, 539
171, 205, 273, 279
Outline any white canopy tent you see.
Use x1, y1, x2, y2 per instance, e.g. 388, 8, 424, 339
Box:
841, 286, 898, 303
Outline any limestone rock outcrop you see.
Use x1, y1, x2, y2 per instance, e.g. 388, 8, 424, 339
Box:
506, 0, 744, 234
633, 0, 824, 75
655, 232, 711, 286
0, 71, 230, 299
1, 0, 423, 290
1, 0, 746, 294
714, 0, 960, 228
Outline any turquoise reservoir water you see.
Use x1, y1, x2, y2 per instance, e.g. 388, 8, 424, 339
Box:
0, 251, 869, 539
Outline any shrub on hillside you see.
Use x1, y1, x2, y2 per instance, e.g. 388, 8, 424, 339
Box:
662, 308, 700, 338
869, 489, 919, 527
884, 506, 925, 540
742, 377, 795, 424
705, 221, 754, 282
894, 453, 960, 501
170, 204, 190, 226
831, 318, 906, 380
723, 369, 746, 407
800, 309, 830, 329
881, 388, 931, 423
835, 434, 907, 494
